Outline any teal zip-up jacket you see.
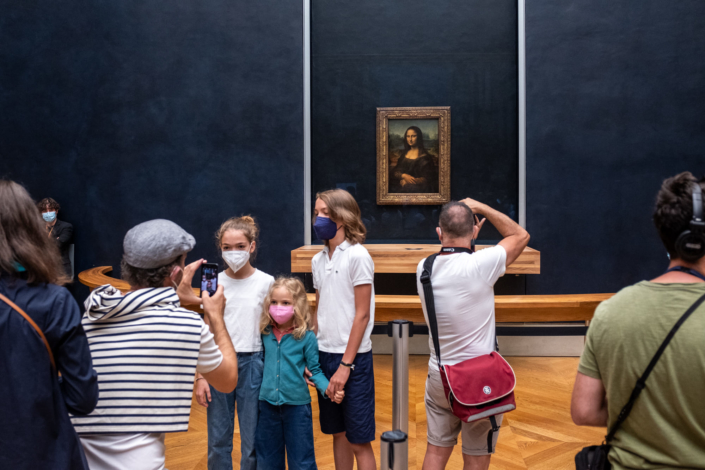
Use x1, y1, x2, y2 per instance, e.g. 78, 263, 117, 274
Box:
259, 328, 330, 406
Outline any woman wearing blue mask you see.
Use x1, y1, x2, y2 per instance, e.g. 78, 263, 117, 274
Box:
194, 215, 274, 470
37, 198, 73, 278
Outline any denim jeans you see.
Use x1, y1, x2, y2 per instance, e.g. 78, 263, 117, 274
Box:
255, 401, 317, 470
208, 351, 264, 470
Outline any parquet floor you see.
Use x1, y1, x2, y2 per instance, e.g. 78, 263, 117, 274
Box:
165, 356, 604, 469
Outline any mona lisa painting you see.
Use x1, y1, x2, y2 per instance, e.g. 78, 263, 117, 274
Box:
376, 107, 450, 205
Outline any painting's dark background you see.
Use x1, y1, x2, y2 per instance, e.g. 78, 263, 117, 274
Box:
311, 0, 519, 242
0, 0, 304, 303
2, 0, 704, 300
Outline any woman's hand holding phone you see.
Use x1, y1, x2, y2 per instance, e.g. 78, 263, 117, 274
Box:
176, 258, 206, 306
202, 285, 226, 322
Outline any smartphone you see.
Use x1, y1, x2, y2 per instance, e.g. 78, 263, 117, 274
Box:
200, 263, 219, 297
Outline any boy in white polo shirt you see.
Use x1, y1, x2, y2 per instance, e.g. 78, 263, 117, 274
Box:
310, 189, 376, 470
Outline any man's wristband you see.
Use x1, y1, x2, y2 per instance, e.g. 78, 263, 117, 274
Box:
340, 361, 355, 370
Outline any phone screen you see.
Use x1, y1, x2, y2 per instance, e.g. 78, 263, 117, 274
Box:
200, 263, 219, 297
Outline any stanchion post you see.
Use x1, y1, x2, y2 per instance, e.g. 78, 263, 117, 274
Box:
380, 430, 408, 470
390, 320, 410, 433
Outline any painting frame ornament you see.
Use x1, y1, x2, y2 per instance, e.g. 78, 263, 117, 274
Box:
376, 106, 451, 205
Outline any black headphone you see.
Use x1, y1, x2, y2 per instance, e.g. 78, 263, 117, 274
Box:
674, 183, 705, 262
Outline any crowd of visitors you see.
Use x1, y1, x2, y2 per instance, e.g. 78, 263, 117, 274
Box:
1, 171, 703, 470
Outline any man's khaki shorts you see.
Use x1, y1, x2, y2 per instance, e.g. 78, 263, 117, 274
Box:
424, 367, 503, 455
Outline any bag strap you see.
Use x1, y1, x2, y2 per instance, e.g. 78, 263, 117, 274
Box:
666, 265, 705, 282
605, 291, 705, 442
420, 253, 442, 367
0, 292, 56, 371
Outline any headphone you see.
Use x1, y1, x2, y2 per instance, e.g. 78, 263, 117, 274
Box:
674, 183, 705, 262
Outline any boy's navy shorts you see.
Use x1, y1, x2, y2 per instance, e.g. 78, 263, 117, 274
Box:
317, 351, 376, 444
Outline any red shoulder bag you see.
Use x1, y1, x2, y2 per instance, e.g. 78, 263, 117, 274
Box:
420, 251, 516, 424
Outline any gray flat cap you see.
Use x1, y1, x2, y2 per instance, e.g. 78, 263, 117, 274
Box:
123, 219, 196, 269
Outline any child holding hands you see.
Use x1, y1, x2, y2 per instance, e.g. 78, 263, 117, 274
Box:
255, 277, 343, 470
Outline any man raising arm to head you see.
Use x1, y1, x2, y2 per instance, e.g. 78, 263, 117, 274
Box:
419, 198, 529, 470
459, 197, 530, 268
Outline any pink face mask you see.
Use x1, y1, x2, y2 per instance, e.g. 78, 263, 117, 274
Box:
269, 305, 295, 325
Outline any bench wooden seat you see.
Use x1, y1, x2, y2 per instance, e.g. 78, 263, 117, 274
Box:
79, 266, 612, 324
306, 293, 612, 324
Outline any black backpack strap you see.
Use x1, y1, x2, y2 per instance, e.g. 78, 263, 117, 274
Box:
605, 291, 705, 442
420, 253, 441, 367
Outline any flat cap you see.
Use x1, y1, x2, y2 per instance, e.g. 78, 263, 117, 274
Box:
123, 219, 196, 269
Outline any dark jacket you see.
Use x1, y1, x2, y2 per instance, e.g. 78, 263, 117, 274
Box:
0, 274, 98, 470
49, 220, 73, 276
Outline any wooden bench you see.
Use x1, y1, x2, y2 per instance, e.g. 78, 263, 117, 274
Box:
79, 266, 612, 323
306, 293, 611, 324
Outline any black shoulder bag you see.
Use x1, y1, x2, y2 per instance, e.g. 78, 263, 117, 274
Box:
575, 291, 705, 469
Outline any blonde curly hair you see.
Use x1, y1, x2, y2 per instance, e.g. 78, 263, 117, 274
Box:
260, 276, 313, 340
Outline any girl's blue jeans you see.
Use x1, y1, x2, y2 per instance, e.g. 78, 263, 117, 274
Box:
207, 351, 264, 470
255, 401, 318, 470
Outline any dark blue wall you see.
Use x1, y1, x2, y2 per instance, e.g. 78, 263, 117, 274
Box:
1, 0, 304, 301
526, 0, 705, 294
3, 0, 704, 299
311, 0, 518, 242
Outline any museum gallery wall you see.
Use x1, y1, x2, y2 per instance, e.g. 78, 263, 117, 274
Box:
1, 0, 704, 297
311, 0, 519, 243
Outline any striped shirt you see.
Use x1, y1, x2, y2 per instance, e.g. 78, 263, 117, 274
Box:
71, 285, 222, 434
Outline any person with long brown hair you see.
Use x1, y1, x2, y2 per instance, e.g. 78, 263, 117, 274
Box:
391, 126, 439, 193
0, 180, 98, 470
310, 189, 377, 470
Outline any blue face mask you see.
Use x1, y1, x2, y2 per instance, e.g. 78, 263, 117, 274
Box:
42, 211, 56, 222
313, 216, 339, 241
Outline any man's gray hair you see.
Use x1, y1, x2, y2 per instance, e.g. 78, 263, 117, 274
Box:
439, 201, 475, 238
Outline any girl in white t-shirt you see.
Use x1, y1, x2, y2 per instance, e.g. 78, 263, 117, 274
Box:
195, 216, 274, 470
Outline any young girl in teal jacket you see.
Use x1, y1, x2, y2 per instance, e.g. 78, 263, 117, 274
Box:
255, 277, 343, 470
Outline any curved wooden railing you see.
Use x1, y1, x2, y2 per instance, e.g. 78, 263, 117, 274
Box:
79, 266, 203, 313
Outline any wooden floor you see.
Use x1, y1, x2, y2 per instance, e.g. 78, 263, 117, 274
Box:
165, 356, 604, 470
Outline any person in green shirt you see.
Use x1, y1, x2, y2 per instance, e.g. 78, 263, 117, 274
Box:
571, 171, 705, 469
255, 277, 344, 470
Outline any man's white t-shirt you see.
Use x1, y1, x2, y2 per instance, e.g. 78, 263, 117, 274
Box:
312, 240, 375, 354
219, 269, 275, 352
416, 245, 507, 369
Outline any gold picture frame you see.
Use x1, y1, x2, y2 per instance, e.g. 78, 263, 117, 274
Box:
376, 106, 450, 205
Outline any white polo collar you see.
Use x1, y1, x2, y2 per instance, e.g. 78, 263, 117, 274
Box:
322, 239, 351, 254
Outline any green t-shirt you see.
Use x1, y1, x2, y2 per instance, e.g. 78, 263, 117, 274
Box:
579, 281, 705, 470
